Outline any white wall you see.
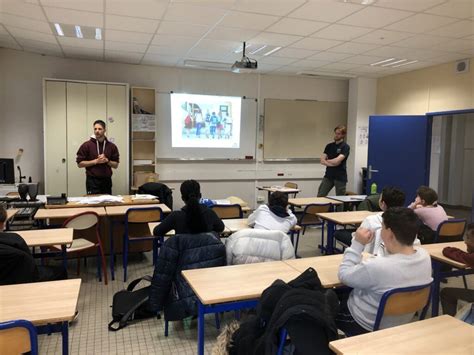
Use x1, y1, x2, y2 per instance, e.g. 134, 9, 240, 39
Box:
346, 77, 377, 193
0, 48, 349, 207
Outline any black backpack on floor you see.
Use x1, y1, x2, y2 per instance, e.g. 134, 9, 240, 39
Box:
108, 276, 159, 331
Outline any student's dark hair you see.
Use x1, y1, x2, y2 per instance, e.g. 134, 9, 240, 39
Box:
93, 119, 106, 129
382, 207, 418, 246
465, 223, 474, 242
0, 204, 6, 223
416, 185, 438, 205
180, 179, 206, 233
334, 124, 347, 135
269, 191, 288, 209
380, 186, 405, 208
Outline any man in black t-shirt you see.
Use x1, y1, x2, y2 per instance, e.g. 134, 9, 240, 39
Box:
317, 125, 350, 197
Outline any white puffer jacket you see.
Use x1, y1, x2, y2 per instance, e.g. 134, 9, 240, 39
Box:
225, 229, 295, 265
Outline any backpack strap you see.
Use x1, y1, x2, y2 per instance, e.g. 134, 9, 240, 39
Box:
126, 275, 152, 292
108, 296, 150, 331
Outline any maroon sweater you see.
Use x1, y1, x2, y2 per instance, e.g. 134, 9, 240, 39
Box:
442, 246, 474, 268
76, 137, 119, 178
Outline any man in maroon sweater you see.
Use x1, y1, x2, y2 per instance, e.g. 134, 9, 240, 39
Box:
76, 120, 120, 194
440, 223, 474, 316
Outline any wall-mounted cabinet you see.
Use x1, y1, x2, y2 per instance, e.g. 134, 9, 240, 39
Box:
130, 87, 157, 189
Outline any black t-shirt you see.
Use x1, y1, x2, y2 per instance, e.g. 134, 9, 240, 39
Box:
323, 141, 350, 182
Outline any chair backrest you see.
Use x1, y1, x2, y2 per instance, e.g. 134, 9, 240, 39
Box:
0, 319, 38, 355
62, 211, 99, 230
125, 207, 163, 237
373, 282, 432, 331
284, 182, 298, 198
211, 204, 243, 219
299, 203, 332, 225
435, 219, 467, 243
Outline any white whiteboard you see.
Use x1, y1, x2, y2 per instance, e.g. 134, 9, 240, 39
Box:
156, 93, 257, 159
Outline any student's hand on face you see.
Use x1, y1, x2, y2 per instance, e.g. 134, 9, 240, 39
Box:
354, 227, 374, 245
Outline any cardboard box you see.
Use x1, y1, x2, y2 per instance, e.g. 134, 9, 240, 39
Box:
133, 172, 159, 188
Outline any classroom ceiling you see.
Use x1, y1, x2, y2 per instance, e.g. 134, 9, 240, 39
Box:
0, 0, 473, 78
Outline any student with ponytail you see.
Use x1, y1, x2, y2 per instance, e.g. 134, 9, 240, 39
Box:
153, 179, 224, 236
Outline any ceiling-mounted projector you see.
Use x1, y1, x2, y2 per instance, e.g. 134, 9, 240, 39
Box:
232, 42, 258, 73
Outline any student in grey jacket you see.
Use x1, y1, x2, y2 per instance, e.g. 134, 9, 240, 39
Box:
248, 191, 297, 233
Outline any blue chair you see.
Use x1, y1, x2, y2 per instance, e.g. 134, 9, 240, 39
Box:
211, 204, 243, 219
0, 319, 38, 355
123, 207, 163, 282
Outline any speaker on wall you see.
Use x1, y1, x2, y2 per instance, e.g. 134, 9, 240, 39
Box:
455, 59, 469, 74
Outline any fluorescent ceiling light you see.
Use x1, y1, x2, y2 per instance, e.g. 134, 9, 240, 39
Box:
75, 25, 83, 39
95, 28, 102, 40
297, 71, 356, 79
392, 60, 418, 68
370, 58, 396, 66
249, 45, 267, 55
184, 59, 231, 70
54, 23, 64, 36
264, 46, 282, 56
381, 59, 407, 67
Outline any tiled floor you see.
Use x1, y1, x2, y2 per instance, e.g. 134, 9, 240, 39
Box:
38, 218, 472, 354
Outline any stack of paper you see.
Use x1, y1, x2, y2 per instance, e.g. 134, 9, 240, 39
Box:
132, 194, 158, 200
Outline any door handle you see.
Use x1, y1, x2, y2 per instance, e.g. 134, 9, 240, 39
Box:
367, 165, 379, 180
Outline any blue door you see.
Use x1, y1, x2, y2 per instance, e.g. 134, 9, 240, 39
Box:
367, 115, 431, 203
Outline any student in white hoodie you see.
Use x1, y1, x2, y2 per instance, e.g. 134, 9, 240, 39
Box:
336, 207, 432, 335
247, 191, 297, 233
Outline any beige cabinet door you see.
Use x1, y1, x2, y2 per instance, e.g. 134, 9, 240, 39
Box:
106, 84, 128, 194
44, 81, 67, 195
66, 82, 88, 197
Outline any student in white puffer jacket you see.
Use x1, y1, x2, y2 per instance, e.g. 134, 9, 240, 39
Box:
226, 229, 295, 265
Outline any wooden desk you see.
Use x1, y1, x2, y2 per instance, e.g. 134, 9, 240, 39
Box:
6, 208, 18, 220
288, 197, 341, 208
329, 315, 474, 355
16, 228, 73, 247
34, 207, 107, 220
316, 211, 379, 254
257, 186, 300, 200
45, 195, 159, 209
105, 203, 171, 216
0, 279, 81, 355
182, 261, 300, 355
223, 218, 302, 235
421, 241, 474, 317
327, 195, 367, 203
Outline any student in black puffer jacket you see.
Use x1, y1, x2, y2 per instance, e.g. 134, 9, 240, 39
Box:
148, 179, 226, 321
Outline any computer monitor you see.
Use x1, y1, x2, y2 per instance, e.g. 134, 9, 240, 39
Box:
0, 158, 14, 184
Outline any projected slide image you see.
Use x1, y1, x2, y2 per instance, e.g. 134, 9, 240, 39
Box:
171, 93, 241, 148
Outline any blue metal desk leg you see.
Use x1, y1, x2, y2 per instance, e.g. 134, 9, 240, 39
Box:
198, 302, 205, 355
326, 221, 335, 254
431, 260, 441, 317
61, 321, 69, 355
61, 245, 68, 271
109, 217, 115, 281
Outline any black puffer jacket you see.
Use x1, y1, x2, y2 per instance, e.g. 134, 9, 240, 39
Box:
148, 232, 226, 321
138, 182, 173, 210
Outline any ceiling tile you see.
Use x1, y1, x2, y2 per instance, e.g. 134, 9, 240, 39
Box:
62, 45, 104, 58
22, 45, 63, 56
0, 13, 52, 34
147, 44, 190, 56
105, 49, 143, 64
105, 29, 153, 44
39, 0, 103, 13
105, 0, 168, 20
152, 34, 197, 47
288, 59, 331, 69
373, 0, 445, 12
157, 22, 210, 37
272, 47, 315, 59
205, 26, 259, 41
319, 62, 359, 71
307, 51, 353, 61
197, 38, 241, 51
232, 0, 306, 17
339, 6, 414, 29
0, 1, 45, 20
328, 41, 378, 54
186, 46, 228, 61
248, 32, 302, 47
349, 65, 388, 73
223, 11, 279, 31
171, 0, 234, 9
428, 20, 474, 38
18, 38, 62, 54
363, 45, 411, 57
393, 35, 453, 49
290, 37, 343, 51
353, 29, 412, 45
340, 54, 387, 65
259, 56, 297, 66
0, 26, 9, 35
58, 36, 103, 49
105, 40, 148, 53
0, 38, 22, 50
405, 48, 451, 60
6, 26, 57, 43
142, 53, 179, 66
266, 18, 328, 36
163, 3, 227, 26
425, 0, 474, 19
288, 1, 363, 22
105, 15, 159, 34
436, 38, 474, 52
43, 7, 103, 27
385, 13, 457, 34
429, 52, 471, 63
311, 24, 373, 41
255, 63, 282, 73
